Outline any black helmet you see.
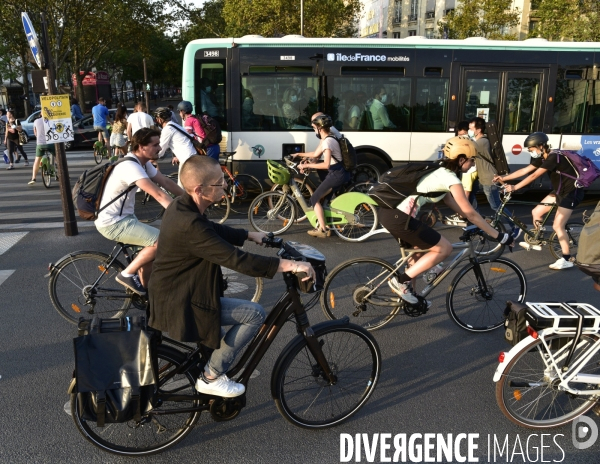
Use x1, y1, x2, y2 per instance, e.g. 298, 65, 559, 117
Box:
177, 100, 193, 114
524, 132, 549, 148
311, 114, 333, 129
153, 107, 172, 121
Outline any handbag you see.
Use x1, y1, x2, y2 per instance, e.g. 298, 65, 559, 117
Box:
169, 123, 206, 156
3, 150, 9, 164
18, 129, 28, 145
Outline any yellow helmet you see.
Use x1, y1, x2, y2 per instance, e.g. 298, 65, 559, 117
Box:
443, 136, 479, 159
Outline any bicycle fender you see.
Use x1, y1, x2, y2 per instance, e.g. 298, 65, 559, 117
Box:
330, 192, 378, 212
492, 334, 539, 382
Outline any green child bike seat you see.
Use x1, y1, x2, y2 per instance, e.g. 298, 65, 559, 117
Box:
267, 160, 291, 185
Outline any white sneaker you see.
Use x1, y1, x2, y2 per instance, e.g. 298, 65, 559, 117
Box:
388, 277, 419, 305
549, 258, 574, 270
195, 372, 245, 398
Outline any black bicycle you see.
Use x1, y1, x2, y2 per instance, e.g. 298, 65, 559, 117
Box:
68, 236, 381, 456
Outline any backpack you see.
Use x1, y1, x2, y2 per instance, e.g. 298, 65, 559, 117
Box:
72, 158, 138, 221
367, 163, 443, 211
576, 200, 600, 283
327, 135, 357, 172
198, 113, 222, 145
503, 301, 529, 346
553, 150, 600, 192
74, 316, 157, 427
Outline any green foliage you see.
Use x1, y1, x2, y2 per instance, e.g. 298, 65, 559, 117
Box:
438, 0, 520, 40
530, 0, 600, 42
175, 0, 227, 44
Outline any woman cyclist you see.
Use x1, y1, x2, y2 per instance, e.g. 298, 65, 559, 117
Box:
493, 132, 584, 270
381, 136, 514, 305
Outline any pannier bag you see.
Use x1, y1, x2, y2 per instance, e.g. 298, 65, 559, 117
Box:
74, 316, 157, 427
576, 200, 600, 283
503, 301, 529, 346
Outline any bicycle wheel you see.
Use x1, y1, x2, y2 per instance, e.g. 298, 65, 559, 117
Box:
548, 222, 584, 261
249, 191, 296, 235
222, 267, 263, 302
345, 181, 373, 194
332, 203, 378, 242
446, 257, 526, 332
205, 195, 230, 224
473, 220, 505, 261
71, 345, 201, 456
135, 190, 165, 224
496, 334, 600, 428
271, 179, 313, 223
48, 252, 132, 324
231, 174, 263, 202
272, 323, 381, 428
352, 163, 380, 183
42, 164, 52, 188
93, 146, 103, 164
321, 258, 399, 331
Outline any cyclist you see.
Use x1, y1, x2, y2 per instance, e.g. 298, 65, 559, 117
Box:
153, 107, 197, 175
493, 132, 584, 270
177, 100, 207, 152
381, 136, 514, 305
95, 128, 184, 295
148, 155, 315, 398
28, 116, 55, 184
296, 114, 351, 238
92, 97, 112, 155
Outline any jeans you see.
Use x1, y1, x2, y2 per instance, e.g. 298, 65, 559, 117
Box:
482, 184, 515, 229
206, 298, 266, 376
206, 144, 220, 160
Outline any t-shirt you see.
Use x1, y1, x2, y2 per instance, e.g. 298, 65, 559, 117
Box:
34, 117, 46, 145
322, 135, 343, 166
183, 115, 206, 141
127, 112, 154, 135
5, 119, 21, 141
531, 151, 577, 196
95, 155, 158, 227
397, 168, 462, 217
461, 165, 478, 191
92, 104, 109, 127
473, 136, 496, 185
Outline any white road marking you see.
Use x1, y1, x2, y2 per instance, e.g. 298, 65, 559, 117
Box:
0, 232, 28, 255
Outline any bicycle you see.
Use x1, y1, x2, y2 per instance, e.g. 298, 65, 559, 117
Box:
320, 225, 527, 332
47, 242, 262, 324
494, 301, 600, 428
249, 157, 379, 242
474, 188, 584, 261
220, 151, 263, 205
68, 236, 381, 456
135, 173, 231, 224
93, 140, 114, 164
40, 147, 58, 188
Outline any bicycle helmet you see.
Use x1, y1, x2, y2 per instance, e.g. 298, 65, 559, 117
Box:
153, 107, 172, 121
524, 132, 549, 148
177, 100, 193, 114
443, 136, 479, 159
267, 160, 291, 185
311, 114, 333, 129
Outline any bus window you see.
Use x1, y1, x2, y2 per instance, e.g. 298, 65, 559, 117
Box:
413, 78, 448, 132
503, 77, 540, 134
328, 77, 411, 131
586, 81, 600, 134
194, 60, 226, 128
464, 77, 499, 122
552, 80, 588, 134
240, 76, 319, 131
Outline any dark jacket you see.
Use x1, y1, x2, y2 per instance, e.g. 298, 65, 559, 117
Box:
148, 193, 279, 348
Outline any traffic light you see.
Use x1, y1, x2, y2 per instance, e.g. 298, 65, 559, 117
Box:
143, 82, 152, 93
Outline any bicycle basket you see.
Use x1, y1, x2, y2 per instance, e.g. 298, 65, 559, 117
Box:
267, 160, 291, 185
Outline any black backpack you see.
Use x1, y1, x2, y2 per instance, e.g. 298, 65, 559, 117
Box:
198, 113, 222, 145
327, 135, 357, 172
72, 158, 138, 221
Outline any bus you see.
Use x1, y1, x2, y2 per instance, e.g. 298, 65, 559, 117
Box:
181, 36, 600, 189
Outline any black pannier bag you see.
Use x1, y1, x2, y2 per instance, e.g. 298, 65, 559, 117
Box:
74, 316, 157, 427
503, 301, 529, 346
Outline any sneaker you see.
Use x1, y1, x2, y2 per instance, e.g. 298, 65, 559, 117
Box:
388, 277, 419, 305
307, 228, 330, 238
195, 372, 245, 398
511, 227, 522, 240
443, 214, 467, 226
549, 258, 574, 270
519, 241, 542, 251
28, 179, 36, 185
115, 273, 147, 295
24, 161, 29, 166
6, 165, 13, 170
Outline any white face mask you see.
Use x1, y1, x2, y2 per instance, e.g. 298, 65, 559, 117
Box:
290, 96, 298, 103
205, 86, 212, 93
380, 94, 387, 104
529, 149, 542, 158
467, 129, 476, 138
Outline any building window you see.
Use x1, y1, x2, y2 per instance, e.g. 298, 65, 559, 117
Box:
408, 30, 417, 36
409, 0, 419, 21
394, 0, 402, 23
444, 8, 454, 16
528, 20, 539, 33
426, 11, 435, 19
393, 32, 401, 38
425, 28, 435, 39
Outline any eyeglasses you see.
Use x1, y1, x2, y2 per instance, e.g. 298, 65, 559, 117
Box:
201, 178, 226, 187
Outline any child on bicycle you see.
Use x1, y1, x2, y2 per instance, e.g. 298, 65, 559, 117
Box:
493, 132, 584, 270
381, 136, 514, 306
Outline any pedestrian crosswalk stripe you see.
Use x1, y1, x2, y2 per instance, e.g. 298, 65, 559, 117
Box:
0, 232, 28, 255
0, 270, 15, 286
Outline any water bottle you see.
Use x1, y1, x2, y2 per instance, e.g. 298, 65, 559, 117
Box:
423, 263, 444, 284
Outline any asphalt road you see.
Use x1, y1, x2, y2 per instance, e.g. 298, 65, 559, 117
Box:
1, 148, 599, 463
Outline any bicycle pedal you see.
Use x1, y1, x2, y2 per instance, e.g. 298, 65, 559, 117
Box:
518, 242, 542, 251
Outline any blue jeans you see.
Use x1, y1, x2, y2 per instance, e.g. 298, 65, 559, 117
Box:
206, 298, 266, 376
206, 144, 220, 160
482, 184, 515, 229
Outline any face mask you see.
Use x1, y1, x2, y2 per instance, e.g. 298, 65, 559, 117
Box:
529, 149, 542, 158
468, 129, 476, 138
315, 131, 321, 140
380, 94, 387, 104
205, 86, 212, 93
290, 96, 298, 103
308, 97, 316, 103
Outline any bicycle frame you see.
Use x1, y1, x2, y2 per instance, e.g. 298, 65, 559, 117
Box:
493, 193, 557, 242
40, 150, 56, 174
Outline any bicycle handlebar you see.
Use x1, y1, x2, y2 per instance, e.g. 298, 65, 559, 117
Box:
262, 233, 284, 249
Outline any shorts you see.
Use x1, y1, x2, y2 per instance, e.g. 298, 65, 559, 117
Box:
35, 144, 55, 157
96, 215, 159, 247
94, 125, 109, 140
378, 208, 441, 250
110, 132, 127, 147
310, 167, 351, 207
557, 188, 584, 210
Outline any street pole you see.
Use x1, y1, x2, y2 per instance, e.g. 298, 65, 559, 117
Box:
143, 58, 150, 111
41, 13, 78, 236
300, 0, 304, 36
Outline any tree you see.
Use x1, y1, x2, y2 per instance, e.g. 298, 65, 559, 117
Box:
531, 0, 600, 42
438, 0, 520, 40
174, 0, 227, 43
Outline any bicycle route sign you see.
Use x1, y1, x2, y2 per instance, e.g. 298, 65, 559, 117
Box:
40, 95, 74, 143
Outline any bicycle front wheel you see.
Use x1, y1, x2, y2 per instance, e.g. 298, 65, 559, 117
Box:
42, 164, 52, 188
496, 334, 600, 428
93, 147, 103, 164
321, 258, 399, 331
446, 257, 526, 332
332, 203, 378, 242
231, 174, 263, 202
249, 191, 296, 235
222, 267, 263, 302
48, 252, 132, 324
205, 195, 230, 224
549, 222, 584, 261
135, 190, 165, 224
71, 345, 201, 456
272, 323, 381, 428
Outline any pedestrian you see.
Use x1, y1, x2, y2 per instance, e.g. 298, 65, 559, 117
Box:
29, 116, 55, 184
126, 102, 154, 139
71, 98, 84, 121
4, 111, 28, 170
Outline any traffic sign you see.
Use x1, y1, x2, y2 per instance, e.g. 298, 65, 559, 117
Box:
143, 82, 152, 92
40, 95, 74, 142
21, 12, 44, 70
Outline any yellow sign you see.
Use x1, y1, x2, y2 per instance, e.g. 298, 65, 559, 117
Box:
40, 95, 72, 120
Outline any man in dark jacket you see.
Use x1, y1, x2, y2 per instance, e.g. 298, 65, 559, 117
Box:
148, 156, 315, 398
